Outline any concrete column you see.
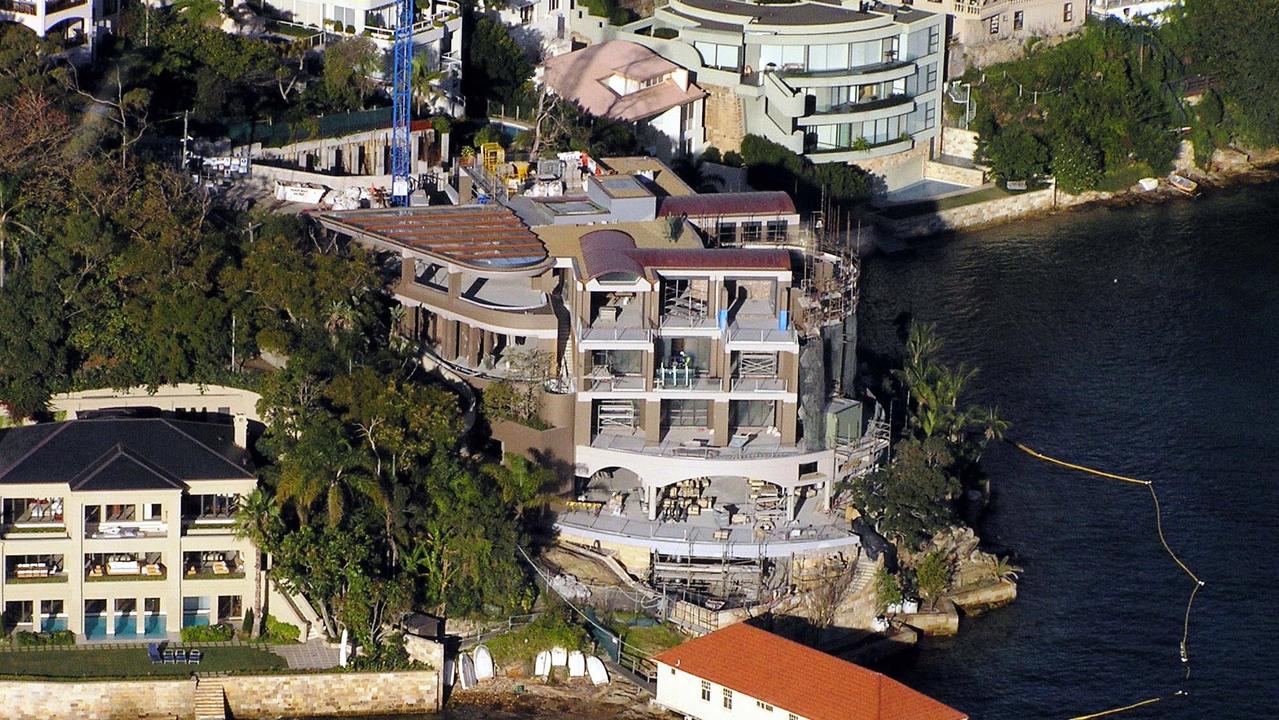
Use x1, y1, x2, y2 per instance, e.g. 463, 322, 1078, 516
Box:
713, 400, 730, 446
644, 400, 661, 443
780, 401, 797, 444
105, 600, 115, 636
646, 484, 657, 521
823, 479, 832, 513
786, 489, 796, 523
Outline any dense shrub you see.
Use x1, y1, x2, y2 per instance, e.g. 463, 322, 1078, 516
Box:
739, 135, 872, 208
180, 623, 235, 643
14, 630, 75, 647
485, 607, 589, 668
264, 615, 302, 644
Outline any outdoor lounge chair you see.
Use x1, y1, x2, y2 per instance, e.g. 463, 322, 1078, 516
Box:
174, 649, 188, 663
163, 649, 176, 663
187, 649, 203, 664
147, 643, 163, 664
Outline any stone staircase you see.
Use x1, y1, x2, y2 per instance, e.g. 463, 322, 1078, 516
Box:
193, 678, 227, 720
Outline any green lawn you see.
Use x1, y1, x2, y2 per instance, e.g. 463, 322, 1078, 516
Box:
1096, 163, 1156, 193
878, 185, 1013, 220
0, 645, 285, 679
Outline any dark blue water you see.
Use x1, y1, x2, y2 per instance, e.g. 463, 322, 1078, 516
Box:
860, 182, 1279, 720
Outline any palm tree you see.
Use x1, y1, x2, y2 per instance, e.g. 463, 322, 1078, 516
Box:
411, 55, 445, 115
233, 488, 282, 638
0, 176, 38, 290
275, 417, 381, 527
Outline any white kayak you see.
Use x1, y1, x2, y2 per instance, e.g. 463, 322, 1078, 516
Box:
586, 655, 609, 685
567, 650, 586, 678
534, 650, 551, 678
550, 646, 568, 667
473, 645, 495, 681
458, 652, 477, 689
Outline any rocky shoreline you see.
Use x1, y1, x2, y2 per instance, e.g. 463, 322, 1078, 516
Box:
873, 147, 1279, 245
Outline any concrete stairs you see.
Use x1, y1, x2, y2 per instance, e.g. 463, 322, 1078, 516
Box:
847, 553, 881, 596
193, 678, 227, 720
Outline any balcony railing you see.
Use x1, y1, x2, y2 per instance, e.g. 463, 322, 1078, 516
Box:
45, 0, 87, 13
86, 561, 166, 582
580, 325, 653, 343
85, 522, 168, 539
727, 324, 796, 344
8, 563, 67, 584
813, 94, 913, 116
0, 0, 37, 14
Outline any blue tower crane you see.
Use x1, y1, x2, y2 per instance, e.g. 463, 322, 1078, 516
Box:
390, 0, 414, 206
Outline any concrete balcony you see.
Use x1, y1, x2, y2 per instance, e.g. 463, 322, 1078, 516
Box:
725, 322, 797, 351
85, 521, 168, 540
779, 59, 916, 87
801, 95, 916, 125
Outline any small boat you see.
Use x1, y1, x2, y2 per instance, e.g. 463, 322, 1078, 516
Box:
1137, 177, 1159, 192
458, 652, 477, 689
534, 650, 551, 678
473, 645, 495, 681
443, 656, 456, 688
567, 650, 586, 678
550, 646, 568, 667
1168, 173, 1199, 196
586, 655, 610, 685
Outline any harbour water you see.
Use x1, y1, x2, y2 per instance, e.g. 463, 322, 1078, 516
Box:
860, 181, 1279, 719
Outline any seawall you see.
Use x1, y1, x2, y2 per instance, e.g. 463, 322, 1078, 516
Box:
0, 669, 442, 720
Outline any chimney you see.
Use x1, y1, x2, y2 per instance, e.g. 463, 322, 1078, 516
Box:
233, 413, 249, 449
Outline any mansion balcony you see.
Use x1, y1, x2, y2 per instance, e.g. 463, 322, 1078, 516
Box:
2, 497, 66, 536
556, 472, 854, 560
183, 551, 246, 580
85, 554, 166, 582
6, 555, 67, 584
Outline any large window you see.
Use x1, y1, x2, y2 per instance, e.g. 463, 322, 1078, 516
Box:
657, 337, 712, 374
806, 43, 849, 72
694, 42, 741, 70
1063, 2, 1073, 21
927, 25, 940, 54
591, 349, 643, 376
701, 680, 712, 701
716, 222, 738, 245
663, 400, 710, 427
989, 14, 1000, 34
926, 63, 938, 92
723, 688, 734, 710
1014, 10, 1024, 30
731, 400, 776, 428
766, 220, 788, 242
760, 44, 805, 70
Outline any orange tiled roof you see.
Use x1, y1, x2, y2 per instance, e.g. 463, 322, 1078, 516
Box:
653, 623, 967, 720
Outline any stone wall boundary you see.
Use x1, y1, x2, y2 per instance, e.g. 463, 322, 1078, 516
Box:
0, 669, 441, 720
884, 185, 1113, 238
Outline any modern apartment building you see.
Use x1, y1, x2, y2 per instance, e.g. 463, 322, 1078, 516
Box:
572, 0, 947, 191
492, 0, 572, 56
316, 157, 885, 607
266, 0, 465, 111
0, 414, 259, 639
922, 0, 1086, 45
0, 0, 94, 50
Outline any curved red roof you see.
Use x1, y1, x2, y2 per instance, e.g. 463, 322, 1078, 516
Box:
657, 191, 797, 218
579, 229, 791, 281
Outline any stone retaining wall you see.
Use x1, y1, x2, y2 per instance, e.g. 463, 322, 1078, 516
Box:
0, 670, 441, 720
924, 160, 985, 186
885, 185, 1112, 238
224, 670, 441, 717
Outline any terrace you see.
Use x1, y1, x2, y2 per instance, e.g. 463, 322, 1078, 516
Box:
183, 552, 246, 580
84, 504, 167, 539
558, 472, 854, 559
84, 554, 166, 582
5, 555, 67, 584
2, 498, 66, 535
